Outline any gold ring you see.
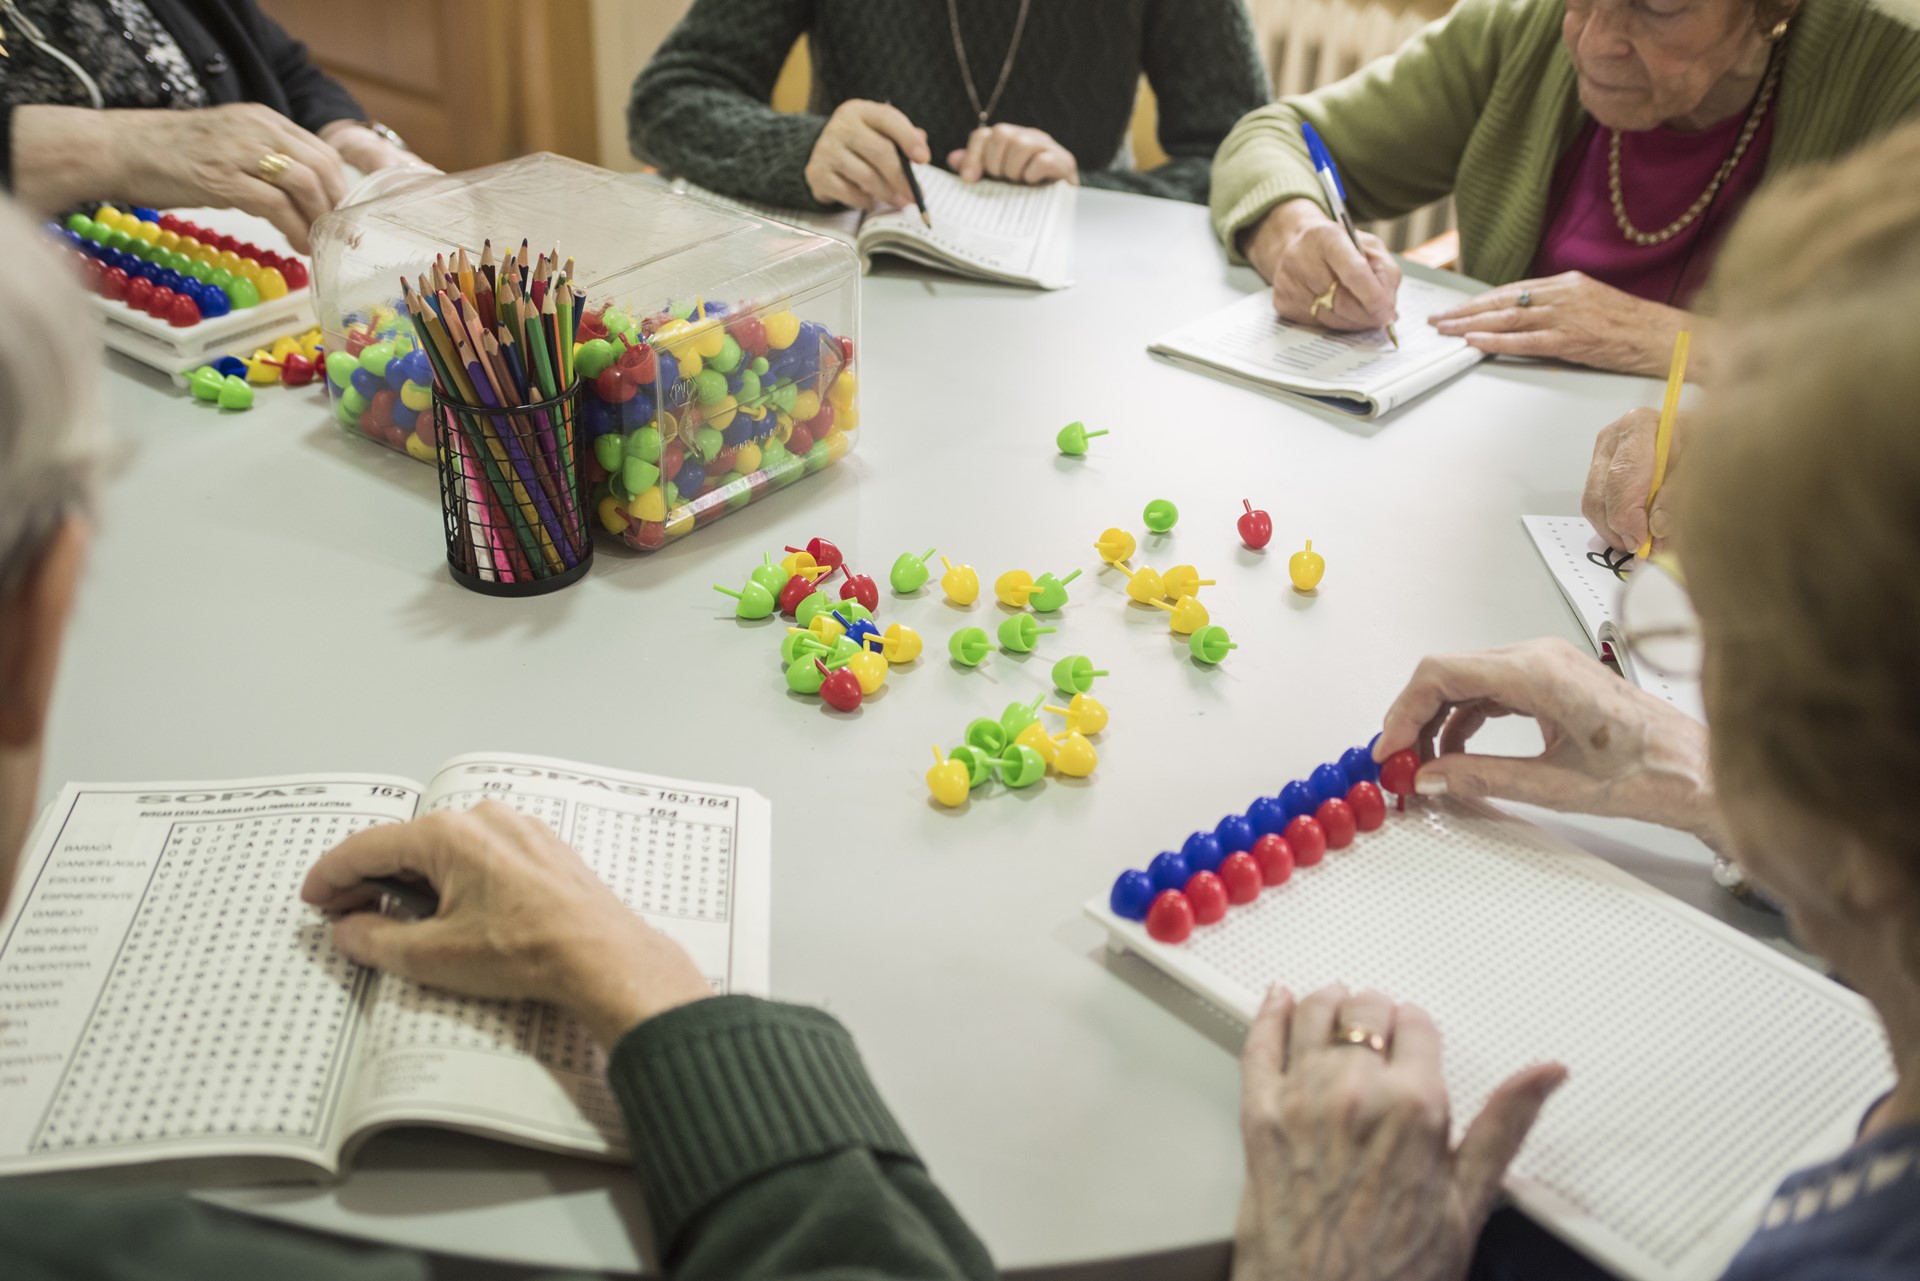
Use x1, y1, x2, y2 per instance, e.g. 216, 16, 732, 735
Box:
1309, 281, 1340, 318
1332, 1024, 1388, 1055
257, 151, 294, 184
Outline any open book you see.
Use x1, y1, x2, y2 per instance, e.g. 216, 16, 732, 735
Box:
0, 753, 770, 1180
672, 164, 1075, 290
1148, 270, 1487, 418
1522, 514, 1705, 721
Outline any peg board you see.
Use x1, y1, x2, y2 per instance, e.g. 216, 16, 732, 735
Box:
1084, 798, 1891, 1281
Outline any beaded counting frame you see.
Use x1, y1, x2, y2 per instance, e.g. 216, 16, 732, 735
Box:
60, 205, 316, 376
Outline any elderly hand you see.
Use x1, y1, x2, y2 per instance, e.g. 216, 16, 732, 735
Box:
1234, 984, 1566, 1281
805, 99, 930, 211
1244, 197, 1402, 333
1428, 271, 1694, 375
946, 123, 1078, 185
1372, 639, 1723, 845
317, 121, 415, 176
1584, 408, 1691, 553
301, 801, 712, 1047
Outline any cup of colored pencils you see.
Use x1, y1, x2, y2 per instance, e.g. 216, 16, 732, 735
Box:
404, 242, 592, 595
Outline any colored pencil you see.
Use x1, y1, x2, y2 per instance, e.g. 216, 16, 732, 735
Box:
1637, 330, 1691, 558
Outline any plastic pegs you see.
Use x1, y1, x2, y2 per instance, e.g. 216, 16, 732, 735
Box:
778, 575, 822, 617
948, 626, 994, 667
965, 718, 1008, 755
794, 589, 838, 628
1110, 869, 1156, 920
927, 747, 970, 807
1122, 564, 1167, 604
890, 547, 937, 594
1143, 499, 1179, 533
999, 695, 1048, 740
1029, 569, 1081, 613
713, 581, 776, 620
1378, 748, 1420, 811
996, 615, 1056, 653
1187, 625, 1237, 664
786, 537, 843, 571
1052, 730, 1098, 778
1238, 499, 1274, 550
940, 557, 980, 606
802, 612, 848, 643
1151, 595, 1211, 634
785, 654, 830, 694
1014, 721, 1059, 767
949, 744, 996, 788
1044, 693, 1109, 734
994, 569, 1037, 608
839, 566, 880, 612
837, 612, 881, 653
1290, 539, 1326, 592
817, 658, 864, 712
866, 623, 923, 663
780, 549, 823, 578
1161, 565, 1216, 600
1051, 655, 1108, 696
847, 649, 888, 695
1094, 527, 1137, 565
997, 743, 1047, 788
750, 554, 791, 597
1055, 420, 1109, 455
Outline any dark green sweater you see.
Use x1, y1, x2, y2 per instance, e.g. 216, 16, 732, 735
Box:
0, 998, 994, 1280
628, 0, 1270, 207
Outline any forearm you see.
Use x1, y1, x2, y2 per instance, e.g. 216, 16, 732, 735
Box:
9, 106, 121, 212
1211, 103, 1328, 263
631, 91, 827, 208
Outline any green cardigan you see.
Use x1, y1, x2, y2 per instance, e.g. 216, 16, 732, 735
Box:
0, 998, 993, 1281
1211, 0, 1920, 284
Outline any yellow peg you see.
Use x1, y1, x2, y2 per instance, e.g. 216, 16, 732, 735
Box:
994, 569, 1037, 608
1161, 565, 1216, 600
848, 650, 888, 695
927, 747, 970, 808
1094, 527, 1136, 565
1123, 564, 1167, 604
1015, 721, 1059, 767
940, 557, 980, 606
1052, 731, 1099, 778
1151, 595, 1211, 634
866, 623, 924, 664
781, 550, 822, 577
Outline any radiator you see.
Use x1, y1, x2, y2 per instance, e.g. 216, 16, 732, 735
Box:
1249, 0, 1457, 253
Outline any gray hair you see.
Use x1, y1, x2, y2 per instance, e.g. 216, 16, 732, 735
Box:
0, 196, 106, 599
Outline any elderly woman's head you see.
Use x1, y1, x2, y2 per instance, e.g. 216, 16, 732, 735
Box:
0, 196, 105, 896
1677, 122, 1920, 972
1563, 0, 1796, 131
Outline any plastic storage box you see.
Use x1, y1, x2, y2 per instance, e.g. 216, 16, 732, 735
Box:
309, 152, 860, 550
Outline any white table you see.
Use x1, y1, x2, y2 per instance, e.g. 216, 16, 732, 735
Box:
41, 187, 1792, 1276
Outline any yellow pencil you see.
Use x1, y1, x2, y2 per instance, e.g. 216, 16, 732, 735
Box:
1636, 329, 1692, 558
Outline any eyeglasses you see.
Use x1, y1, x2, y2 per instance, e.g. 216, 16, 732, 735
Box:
1617, 553, 1703, 678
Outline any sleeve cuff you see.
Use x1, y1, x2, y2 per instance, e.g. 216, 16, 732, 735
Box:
608, 996, 920, 1252
1216, 174, 1328, 265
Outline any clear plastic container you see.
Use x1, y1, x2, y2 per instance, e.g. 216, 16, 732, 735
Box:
309, 152, 860, 549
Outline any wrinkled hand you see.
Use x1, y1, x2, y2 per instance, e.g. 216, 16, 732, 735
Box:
1584, 408, 1691, 553
1233, 984, 1566, 1281
1372, 639, 1722, 845
1429, 272, 1691, 375
106, 104, 349, 253
946, 123, 1078, 185
301, 801, 711, 1047
805, 99, 930, 211
317, 121, 417, 177
1244, 197, 1401, 333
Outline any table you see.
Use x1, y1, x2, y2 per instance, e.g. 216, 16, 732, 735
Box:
41, 187, 1792, 1276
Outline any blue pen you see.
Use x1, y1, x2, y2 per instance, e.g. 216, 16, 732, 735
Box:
1300, 121, 1399, 348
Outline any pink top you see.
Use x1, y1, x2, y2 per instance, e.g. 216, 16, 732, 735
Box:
1531, 100, 1776, 307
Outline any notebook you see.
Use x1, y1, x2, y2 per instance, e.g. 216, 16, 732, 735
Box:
1148, 271, 1487, 418
0, 752, 770, 1180
672, 164, 1075, 290
1522, 514, 1706, 721
1086, 795, 1893, 1281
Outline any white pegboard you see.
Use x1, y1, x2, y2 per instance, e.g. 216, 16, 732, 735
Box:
1085, 798, 1891, 1281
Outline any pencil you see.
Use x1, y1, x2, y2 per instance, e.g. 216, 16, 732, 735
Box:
894, 140, 931, 228
1636, 329, 1692, 559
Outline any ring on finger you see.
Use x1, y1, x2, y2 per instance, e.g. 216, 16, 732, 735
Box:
1516, 289, 1533, 308
257, 151, 295, 185
1309, 280, 1341, 318
1332, 1023, 1389, 1055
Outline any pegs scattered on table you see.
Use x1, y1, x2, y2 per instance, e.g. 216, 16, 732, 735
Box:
927, 746, 970, 807
1051, 655, 1108, 696
714, 580, 777, 620
1029, 569, 1080, 613
890, 547, 937, 594
1056, 420, 1108, 456
1094, 527, 1137, 565
787, 537, 843, 571
1161, 565, 1215, 600
1122, 564, 1166, 604
1237, 499, 1272, 550
1187, 625, 1236, 665
940, 557, 979, 606
839, 566, 880, 612
994, 569, 1037, 608
948, 626, 995, 667
1152, 595, 1211, 635
1289, 539, 1325, 592
996, 615, 1056, 653
1142, 499, 1179, 533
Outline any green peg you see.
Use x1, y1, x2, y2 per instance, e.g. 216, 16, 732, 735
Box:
786, 655, 829, 694
827, 634, 864, 664
1143, 499, 1179, 533
217, 376, 255, 411
188, 366, 226, 402
1051, 655, 1109, 697
1029, 569, 1082, 613
996, 615, 1056, 653
751, 555, 790, 597
1188, 625, 1238, 665
834, 600, 874, 624
999, 695, 1048, 741
890, 546, 938, 594
948, 626, 994, 667
713, 580, 776, 620
1055, 421, 1109, 456
780, 631, 828, 665
948, 745, 995, 788
794, 590, 838, 628
965, 718, 1008, 755
997, 744, 1047, 788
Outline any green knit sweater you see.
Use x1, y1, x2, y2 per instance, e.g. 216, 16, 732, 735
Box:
629, 0, 1269, 207
1212, 0, 1920, 284
0, 998, 993, 1281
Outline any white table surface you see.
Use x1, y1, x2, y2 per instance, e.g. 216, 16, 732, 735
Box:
38, 186, 1796, 1276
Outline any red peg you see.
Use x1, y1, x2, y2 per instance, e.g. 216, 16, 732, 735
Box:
776, 574, 815, 616
1251, 834, 1294, 886
1237, 498, 1273, 550
168, 293, 202, 328
1346, 782, 1386, 832
1283, 815, 1326, 868
124, 277, 154, 311
786, 424, 815, 457
1184, 870, 1227, 924
1314, 798, 1356, 850
101, 266, 131, 301
839, 567, 879, 612
1145, 890, 1193, 943
787, 538, 843, 571
1379, 749, 1420, 812
281, 258, 310, 289
1218, 852, 1262, 905
816, 659, 863, 712
144, 286, 176, 318
273, 353, 317, 386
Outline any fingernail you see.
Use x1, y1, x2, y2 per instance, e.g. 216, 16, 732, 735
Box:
1649, 509, 1671, 538
1415, 772, 1448, 796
